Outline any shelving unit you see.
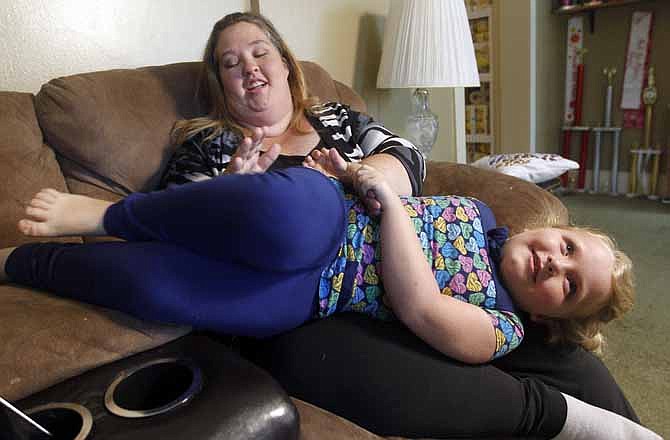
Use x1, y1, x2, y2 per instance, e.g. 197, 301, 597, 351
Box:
464, 1, 495, 163
552, 0, 651, 32
553, 0, 648, 15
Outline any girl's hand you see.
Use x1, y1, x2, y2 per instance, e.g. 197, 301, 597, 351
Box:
227, 127, 281, 174
354, 165, 396, 216
303, 148, 385, 214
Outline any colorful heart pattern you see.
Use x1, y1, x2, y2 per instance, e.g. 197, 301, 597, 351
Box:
317, 184, 524, 358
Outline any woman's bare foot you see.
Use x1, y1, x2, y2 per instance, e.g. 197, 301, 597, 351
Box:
0, 247, 17, 282
18, 189, 112, 237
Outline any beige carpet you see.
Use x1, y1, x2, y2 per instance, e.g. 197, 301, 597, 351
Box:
559, 192, 669, 439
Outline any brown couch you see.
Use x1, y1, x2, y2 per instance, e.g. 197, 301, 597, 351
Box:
0, 61, 568, 439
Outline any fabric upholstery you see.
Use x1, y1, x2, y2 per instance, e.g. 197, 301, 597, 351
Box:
0, 285, 189, 401
293, 398, 384, 440
423, 161, 568, 235
0, 92, 77, 248
35, 62, 205, 195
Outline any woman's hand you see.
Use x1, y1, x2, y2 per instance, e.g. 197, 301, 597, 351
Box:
303, 147, 351, 180
227, 127, 281, 174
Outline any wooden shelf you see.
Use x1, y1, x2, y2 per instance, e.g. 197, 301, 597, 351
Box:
478, 73, 492, 82
466, 135, 494, 143
466, 3, 495, 163
467, 7, 492, 19
553, 0, 653, 32
553, 0, 648, 15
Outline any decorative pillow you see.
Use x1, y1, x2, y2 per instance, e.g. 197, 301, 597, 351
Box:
471, 153, 579, 183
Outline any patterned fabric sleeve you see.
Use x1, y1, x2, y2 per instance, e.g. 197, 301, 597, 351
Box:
309, 102, 426, 196
483, 309, 525, 359
160, 129, 240, 188
349, 109, 426, 196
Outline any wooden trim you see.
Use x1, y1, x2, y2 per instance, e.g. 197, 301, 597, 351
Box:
250, 0, 260, 14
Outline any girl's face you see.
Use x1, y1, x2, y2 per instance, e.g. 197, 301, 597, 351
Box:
215, 22, 292, 127
499, 227, 614, 322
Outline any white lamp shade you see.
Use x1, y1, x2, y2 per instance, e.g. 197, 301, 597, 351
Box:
377, 0, 480, 89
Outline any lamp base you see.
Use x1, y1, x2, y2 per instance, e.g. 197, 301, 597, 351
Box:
406, 88, 438, 159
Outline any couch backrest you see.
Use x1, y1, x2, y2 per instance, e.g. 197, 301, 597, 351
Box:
0, 92, 80, 247
34, 61, 366, 196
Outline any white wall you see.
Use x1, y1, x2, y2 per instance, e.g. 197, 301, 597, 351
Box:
0, 0, 461, 162
497, 0, 532, 153
260, 0, 388, 88
0, 0, 247, 92
261, 0, 459, 162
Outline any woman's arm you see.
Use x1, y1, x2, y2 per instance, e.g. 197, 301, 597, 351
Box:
355, 166, 496, 364
359, 153, 413, 197
306, 103, 425, 195
353, 114, 426, 196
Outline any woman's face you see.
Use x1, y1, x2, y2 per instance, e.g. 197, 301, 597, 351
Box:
499, 227, 614, 322
215, 22, 292, 127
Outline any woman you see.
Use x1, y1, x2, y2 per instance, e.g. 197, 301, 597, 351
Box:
1, 11, 652, 440
160, 12, 425, 203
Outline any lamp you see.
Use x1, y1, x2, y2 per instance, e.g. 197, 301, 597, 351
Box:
376, 0, 480, 158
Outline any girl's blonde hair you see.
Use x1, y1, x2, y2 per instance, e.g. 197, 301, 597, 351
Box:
544, 225, 634, 354
172, 12, 316, 145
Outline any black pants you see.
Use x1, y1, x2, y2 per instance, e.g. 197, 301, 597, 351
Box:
244, 313, 638, 439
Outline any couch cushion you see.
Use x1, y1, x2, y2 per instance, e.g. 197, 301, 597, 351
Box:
292, 398, 384, 440
300, 61, 366, 112
0, 92, 77, 247
34, 61, 365, 198
423, 161, 569, 235
0, 284, 189, 401
35, 62, 205, 195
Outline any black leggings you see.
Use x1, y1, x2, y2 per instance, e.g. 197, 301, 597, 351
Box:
244, 314, 638, 439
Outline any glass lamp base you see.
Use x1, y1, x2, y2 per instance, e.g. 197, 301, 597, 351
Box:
405, 88, 438, 159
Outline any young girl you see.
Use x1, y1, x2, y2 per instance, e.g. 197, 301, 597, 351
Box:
0, 153, 660, 439
2, 152, 631, 363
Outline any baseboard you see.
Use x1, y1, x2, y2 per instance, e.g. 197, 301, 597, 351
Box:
567, 170, 669, 198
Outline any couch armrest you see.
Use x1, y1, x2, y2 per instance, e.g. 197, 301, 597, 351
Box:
16, 334, 299, 440
423, 161, 569, 235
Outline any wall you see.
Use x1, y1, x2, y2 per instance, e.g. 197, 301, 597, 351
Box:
0, 0, 461, 162
496, 0, 532, 153
534, 1, 565, 155
260, 0, 459, 162
559, 1, 670, 176
0, 0, 247, 93
502, 0, 669, 188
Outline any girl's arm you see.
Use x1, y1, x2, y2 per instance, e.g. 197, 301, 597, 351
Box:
356, 166, 497, 364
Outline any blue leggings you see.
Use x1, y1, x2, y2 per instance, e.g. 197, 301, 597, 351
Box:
6, 167, 346, 337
